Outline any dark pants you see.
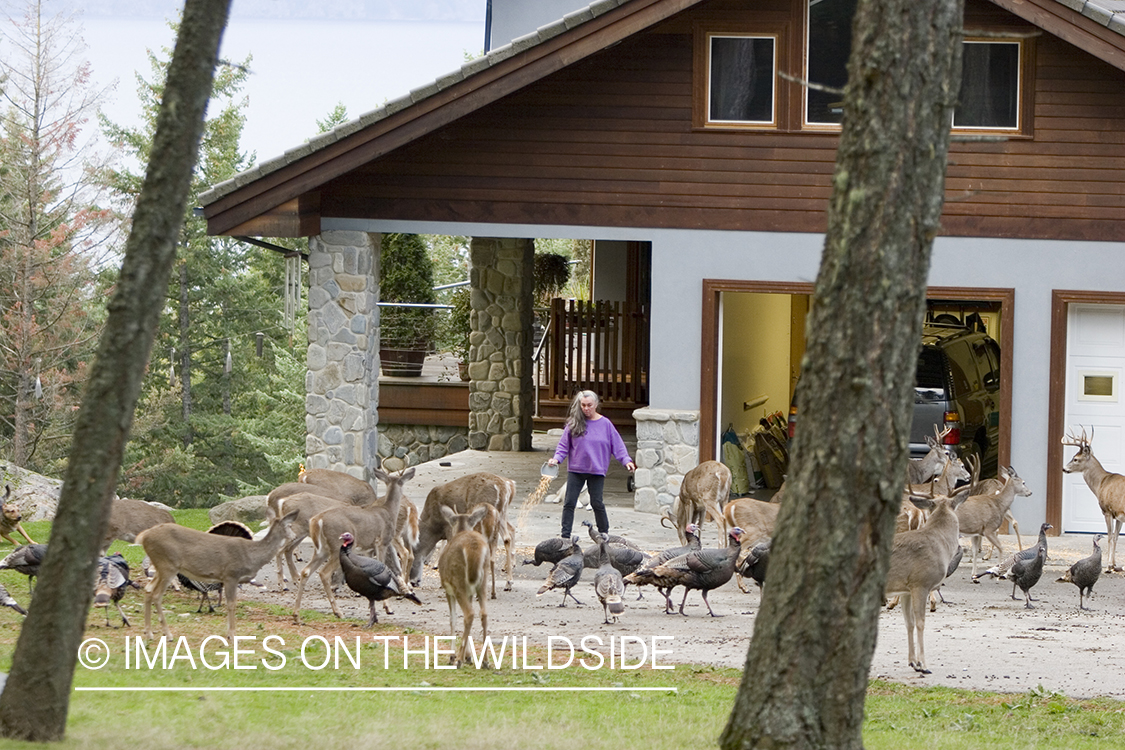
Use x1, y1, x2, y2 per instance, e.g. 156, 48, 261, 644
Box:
560, 472, 608, 539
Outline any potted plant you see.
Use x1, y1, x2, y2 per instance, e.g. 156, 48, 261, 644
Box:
379, 233, 437, 376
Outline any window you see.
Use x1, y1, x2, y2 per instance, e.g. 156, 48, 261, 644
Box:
954, 41, 1021, 130
805, 1, 1031, 133
707, 34, 777, 126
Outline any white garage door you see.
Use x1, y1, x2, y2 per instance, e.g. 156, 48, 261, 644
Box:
1062, 304, 1125, 533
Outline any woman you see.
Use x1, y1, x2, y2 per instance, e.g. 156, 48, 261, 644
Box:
547, 390, 636, 539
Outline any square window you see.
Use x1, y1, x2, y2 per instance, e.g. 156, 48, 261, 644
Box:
954, 41, 1020, 130
708, 35, 777, 125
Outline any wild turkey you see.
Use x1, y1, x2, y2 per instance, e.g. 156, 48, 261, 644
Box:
1010, 544, 1046, 608
524, 535, 581, 567
177, 521, 254, 612
737, 538, 770, 589
580, 520, 643, 550
338, 532, 422, 627
973, 522, 1052, 583
93, 553, 136, 626
0, 581, 25, 616
536, 538, 584, 607
623, 523, 700, 604
1056, 534, 1102, 610
593, 535, 625, 624
0, 543, 47, 593
628, 527, 743, 617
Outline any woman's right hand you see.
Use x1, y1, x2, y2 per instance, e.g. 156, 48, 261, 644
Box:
547, 458, 558, 467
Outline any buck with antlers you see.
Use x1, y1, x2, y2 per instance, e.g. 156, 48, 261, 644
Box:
1063, 427, 1125, 573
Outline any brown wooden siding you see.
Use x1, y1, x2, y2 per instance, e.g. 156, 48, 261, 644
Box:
313, 0, 1125, 242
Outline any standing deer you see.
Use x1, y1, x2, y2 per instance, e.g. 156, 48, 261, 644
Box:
1063, 427, 1125, 572
293, 467, 415, 623
437, 505, 491, 668
884, 488, 969, 674
955, 465, 1032, 578
663, 460, 730, 547
139, 510, 300, 642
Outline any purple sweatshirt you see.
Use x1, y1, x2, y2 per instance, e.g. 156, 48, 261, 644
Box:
552, 416, 632, 476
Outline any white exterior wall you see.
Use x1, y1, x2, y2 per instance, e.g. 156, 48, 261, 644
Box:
327, 216, 1125, 529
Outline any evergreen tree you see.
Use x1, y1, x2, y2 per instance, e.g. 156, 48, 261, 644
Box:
99, 26, 302, 506
0, 2, 113, 472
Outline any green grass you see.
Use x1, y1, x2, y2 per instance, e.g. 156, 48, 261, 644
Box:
0, 519, 1121, 748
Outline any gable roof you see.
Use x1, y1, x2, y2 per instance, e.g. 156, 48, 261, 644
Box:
200, 0, 1125, 237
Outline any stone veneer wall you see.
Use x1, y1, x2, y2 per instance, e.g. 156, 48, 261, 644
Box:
304, 231, 379, 481
467, 237, 534, 451
631, 408, 701, 513
377, 425, 470, 472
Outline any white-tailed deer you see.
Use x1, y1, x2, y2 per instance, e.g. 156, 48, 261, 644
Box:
298, 467, 379, 505
905, 425, 954, 485
956, 465, 1032, 577
884, 488, 969, 674
475, 503, 514, 598
293, 467, 415, 623
437, 504, 491, 667
409, 472, 516, 587
265, 490, 349, 589
395, 498, 420, 582
1063, 427, 1125, 572
139, 509, 299, 642
662, 460, 730, 547
102, 497, 175, 553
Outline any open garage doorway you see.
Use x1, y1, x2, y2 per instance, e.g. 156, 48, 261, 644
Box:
700, 281, 1013, 483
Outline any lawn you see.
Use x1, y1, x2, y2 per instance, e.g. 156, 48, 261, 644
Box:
0, 514, 1119, 748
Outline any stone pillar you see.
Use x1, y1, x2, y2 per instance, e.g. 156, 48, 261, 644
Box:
632, 408, 700, 513
305, 231, 380, 481
467, 237, 534, 451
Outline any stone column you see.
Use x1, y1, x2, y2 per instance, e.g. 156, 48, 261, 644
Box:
468, 237, 534, 451
632, 408, 700, 513
305, 231, 380, 481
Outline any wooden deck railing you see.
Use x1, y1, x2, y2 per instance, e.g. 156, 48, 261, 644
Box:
543, 299, 649, 404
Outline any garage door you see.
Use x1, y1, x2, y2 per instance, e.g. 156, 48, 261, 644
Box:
1062, 303, 1125, 533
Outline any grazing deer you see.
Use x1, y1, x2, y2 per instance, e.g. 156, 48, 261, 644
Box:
101, 496, 175, 554
298, 467, 379, 505
139, 509, 300, 642
884, 488, 969, 674
662, 460, 730, 547
409, 472, 516, 588
1, 486, 36, 545
437, 505, 491, 668
1063, 427, 1125, 572
293, 468, 415, 623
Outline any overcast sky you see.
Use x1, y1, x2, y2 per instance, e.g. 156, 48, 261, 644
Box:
41, 0, 486, 162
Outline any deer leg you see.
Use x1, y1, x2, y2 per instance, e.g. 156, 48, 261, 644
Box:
144, 571, 173, 641
223, 580, 238, 643
456, 590, 475, 668
317, 556, 343, 618
909, 592, 930, 674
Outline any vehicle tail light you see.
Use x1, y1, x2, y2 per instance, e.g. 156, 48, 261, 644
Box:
943, 411, 961, 446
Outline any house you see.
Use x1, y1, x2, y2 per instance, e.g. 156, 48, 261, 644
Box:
200, 0, 1125, 534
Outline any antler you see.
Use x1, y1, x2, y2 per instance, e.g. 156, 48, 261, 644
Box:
1062, 426, 1091, 448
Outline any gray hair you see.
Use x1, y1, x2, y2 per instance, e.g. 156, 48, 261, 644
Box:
565, 390, 600, 437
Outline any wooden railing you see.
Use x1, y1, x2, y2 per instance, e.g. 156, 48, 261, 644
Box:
543, 299, 649, 404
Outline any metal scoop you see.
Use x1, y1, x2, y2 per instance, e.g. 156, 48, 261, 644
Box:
540, 462, 559, 479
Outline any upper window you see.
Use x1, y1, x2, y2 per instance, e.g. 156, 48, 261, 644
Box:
805, 0, 1030, 133
954, 41, 1021, 130
707, 33, 777, 127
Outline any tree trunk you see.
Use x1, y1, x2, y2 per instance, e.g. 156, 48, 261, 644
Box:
720, 1, 964, 749
179, 259, 194, 447
0, 0, 232, 741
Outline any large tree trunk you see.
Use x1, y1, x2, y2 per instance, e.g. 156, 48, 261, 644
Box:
0, 1, 232, 741
720, 1, 964, 748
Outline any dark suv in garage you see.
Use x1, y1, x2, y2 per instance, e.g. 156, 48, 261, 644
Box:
788, 317, 1002, 477
911, 320, 1001, 477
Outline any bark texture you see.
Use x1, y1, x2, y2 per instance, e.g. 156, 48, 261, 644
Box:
720, 1, 964, 748
0, 0, 232, 741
